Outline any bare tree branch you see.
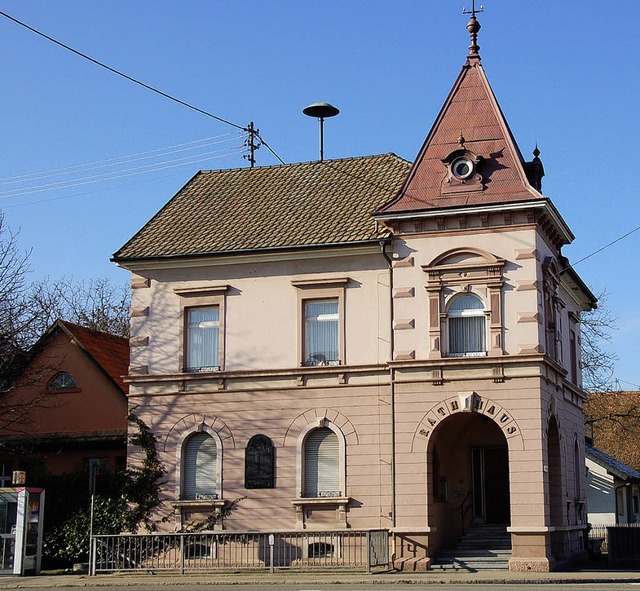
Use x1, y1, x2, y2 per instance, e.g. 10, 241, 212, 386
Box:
0, 212, 130, 433
580, 288, 618, 393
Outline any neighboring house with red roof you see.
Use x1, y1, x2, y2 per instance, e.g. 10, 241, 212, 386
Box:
112, 14, 595, 571
0, 320, 129, 486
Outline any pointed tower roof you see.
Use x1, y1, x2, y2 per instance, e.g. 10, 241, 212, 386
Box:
378, 13, 542, 215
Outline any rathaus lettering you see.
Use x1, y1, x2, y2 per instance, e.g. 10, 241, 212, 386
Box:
418, 393, 518, 440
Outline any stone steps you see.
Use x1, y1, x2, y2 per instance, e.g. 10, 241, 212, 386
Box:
432, 524, 511, 571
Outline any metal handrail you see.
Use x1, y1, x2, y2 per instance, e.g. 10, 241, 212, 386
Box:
455, 490, 473, 536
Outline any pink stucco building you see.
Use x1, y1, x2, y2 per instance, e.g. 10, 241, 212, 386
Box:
113, 13, 595, 571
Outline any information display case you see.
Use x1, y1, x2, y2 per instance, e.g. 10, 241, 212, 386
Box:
0, 488, 45, 576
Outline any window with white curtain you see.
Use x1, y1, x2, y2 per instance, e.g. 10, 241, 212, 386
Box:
447, 293, 486, 356
304, 428, 340, 497
304, 299, 339, 366
186, 306, 220, 371
182, 433, 217, 500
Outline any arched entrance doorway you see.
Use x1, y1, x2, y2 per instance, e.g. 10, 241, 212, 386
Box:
428, 412, 510, 549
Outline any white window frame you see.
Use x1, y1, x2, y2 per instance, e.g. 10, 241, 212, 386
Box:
303, 299, 340, 366
296, 419, 346, 499
446, 293, 488, 357
175, 285, 228, 372
422, 248, 505, 360
185, 306, 220, 372
291, 278, 348, 368
175, 426, 223, 502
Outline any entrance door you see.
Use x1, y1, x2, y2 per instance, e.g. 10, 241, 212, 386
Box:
472, 446, 510, 524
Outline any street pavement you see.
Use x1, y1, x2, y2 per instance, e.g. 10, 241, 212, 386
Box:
1, 567, 640, 589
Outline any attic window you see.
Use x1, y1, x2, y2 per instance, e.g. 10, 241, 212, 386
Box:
441, 149, 483, 193
451, 156, 475, 180
49, 371, 78, 391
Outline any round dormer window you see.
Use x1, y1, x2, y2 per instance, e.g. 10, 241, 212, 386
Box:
451, 157, 474, 180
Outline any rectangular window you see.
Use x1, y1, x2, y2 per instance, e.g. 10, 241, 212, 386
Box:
304, 299, 339, 366
186, 306, 220, 372
0, 463, 11, 487
569, 329, 578, 384
449, 315, 486, 355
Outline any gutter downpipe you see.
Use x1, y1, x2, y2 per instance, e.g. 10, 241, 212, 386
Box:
379, 238, 397, 533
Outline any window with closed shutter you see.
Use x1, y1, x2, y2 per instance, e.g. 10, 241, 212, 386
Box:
183, 433, 217, 500
304, 428, 339, 497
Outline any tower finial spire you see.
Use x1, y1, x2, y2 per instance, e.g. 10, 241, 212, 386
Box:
463, 1, 483, 59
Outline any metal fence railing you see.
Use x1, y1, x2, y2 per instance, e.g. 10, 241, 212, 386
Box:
588, 522, 640, 554
90, 529, 389, 575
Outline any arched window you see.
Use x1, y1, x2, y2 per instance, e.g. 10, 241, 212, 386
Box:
49, 371, 78, 390
182, 433, 217, 500
245, 434, 274, 489
304, 428, 339, 497
447, 293, 486, 356
574, 439, 581, 500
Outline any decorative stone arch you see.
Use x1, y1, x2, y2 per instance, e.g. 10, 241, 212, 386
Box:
285, 410, 355, 530
411, 392, 524, 453
427, 247, 503, 269
415, 392, 519, 530
422, 248, 506, 358
295, 419, 347, 499
283, 408, 358, 448
164, 413, 235, 452
168, 415, 232, 503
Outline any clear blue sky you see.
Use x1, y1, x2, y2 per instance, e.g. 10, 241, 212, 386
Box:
0, 1, 638, 388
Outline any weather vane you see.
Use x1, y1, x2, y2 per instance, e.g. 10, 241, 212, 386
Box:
463, 1, 484, 18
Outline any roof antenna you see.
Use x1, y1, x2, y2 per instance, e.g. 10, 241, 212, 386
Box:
303, 102, 340, 162
243, 122, 261, 168
463, 1, 483, 58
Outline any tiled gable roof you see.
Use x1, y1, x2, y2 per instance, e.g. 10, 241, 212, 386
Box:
58, 321, 129, 394
377, 58, 541, 215
113, 154, 411, 262
586, 443, 640, 481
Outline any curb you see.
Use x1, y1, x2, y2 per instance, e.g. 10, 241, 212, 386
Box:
2, 571, 640, 588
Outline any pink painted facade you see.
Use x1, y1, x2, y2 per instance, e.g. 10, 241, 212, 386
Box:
115, 16, 595, 571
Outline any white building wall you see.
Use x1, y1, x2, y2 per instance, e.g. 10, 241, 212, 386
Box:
586, 458, 616, 525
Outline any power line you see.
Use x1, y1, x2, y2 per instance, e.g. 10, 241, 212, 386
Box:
2, 150, 245, 209
0, 147, 244, 199
0, 10, 286, 165
0, 10, 245, 131
255, 132, 285, 165
320, 159, 640, 281
570, 226, 640, 269
615, 378, 640, 391
0, 9, 633, 265
2, 172, 190, 209
0, 132, 241, 184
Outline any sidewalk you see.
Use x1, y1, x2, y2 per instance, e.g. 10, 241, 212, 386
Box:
2, 567, 640, 588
